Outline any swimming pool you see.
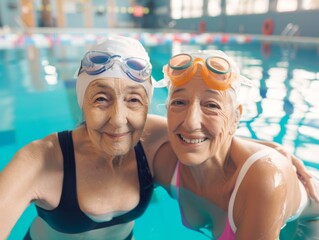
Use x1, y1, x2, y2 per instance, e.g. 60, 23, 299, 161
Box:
0, 32, 318, 239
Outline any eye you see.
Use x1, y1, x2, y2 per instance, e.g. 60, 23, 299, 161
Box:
128, 97, 142, 103
204, 102, 221, 109
95, 96, 108, 103
92, 93, 112, 105
170, 99, 186, 106
126, 95, 145, 108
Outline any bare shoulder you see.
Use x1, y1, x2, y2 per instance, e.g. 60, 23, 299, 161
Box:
0, 133, 63, 237
153, 141, 177, 189
233, 140, 298, 237
15, 133, 62, 168
243, 155, 288, 195
143, 114, 168, 142
0, 133, 63, 200
234, 137, 292, 194
232, 137, 292, 169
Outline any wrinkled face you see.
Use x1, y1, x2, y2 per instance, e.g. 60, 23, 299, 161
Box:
167, 70, 240, 166
82, 78, 149, 156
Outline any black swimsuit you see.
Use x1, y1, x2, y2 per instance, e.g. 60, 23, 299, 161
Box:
25, 130, 153, 238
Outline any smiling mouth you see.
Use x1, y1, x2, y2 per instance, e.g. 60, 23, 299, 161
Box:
105, 132, 129, 138
178, 134, 207, 144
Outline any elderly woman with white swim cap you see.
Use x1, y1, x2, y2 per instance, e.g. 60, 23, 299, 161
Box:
153, 49, 319, 239
0, 36, 317, 240
0, 36, 170, 240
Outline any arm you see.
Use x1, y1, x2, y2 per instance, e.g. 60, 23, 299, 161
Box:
0, 135, 59, 239
142, 114, 178, 195
274, 145, 319, 203
142, 114, 170, 176
235, 159, 289, 239
0, 145, 39, 238
153, 141, 178, 194
243, 138, 319, 202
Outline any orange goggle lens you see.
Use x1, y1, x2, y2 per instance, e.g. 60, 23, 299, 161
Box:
167, 53, 236, 90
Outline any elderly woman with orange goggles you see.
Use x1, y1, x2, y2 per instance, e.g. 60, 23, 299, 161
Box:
153, 50, 319, 239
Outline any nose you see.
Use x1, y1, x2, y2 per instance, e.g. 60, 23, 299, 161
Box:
182, 100, 202, 131
109, 100, 128, 127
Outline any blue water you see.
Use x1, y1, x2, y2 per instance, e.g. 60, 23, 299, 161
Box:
0, 33, 319, 239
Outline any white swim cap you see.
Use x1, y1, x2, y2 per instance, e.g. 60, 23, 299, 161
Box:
76, 36, 154, 108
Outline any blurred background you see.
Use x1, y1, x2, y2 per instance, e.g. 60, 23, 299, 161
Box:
0, 0, 318, 36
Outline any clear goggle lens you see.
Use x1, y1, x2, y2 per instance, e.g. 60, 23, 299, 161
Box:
78, 51, 151, 83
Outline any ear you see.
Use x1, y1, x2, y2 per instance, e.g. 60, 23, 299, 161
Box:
230, 104, 243, 135
236, 104, 243, 122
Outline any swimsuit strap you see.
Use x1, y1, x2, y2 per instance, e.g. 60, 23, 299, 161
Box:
228, 148, 274, 232
169, 162, 179, 199
58, 130, 77, 210
135, 141, 153, 190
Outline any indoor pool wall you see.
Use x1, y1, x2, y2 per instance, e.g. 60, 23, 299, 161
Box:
0, 32, 319, 239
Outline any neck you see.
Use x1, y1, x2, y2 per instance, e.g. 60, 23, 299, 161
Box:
180, 138, 235, 192
75, 126, 133, 172
98, 149, 135, 173
109, 154, 132, 170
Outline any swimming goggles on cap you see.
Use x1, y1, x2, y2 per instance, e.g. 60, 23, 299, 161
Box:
165, 53, 238, 90
77, 51, 152, 83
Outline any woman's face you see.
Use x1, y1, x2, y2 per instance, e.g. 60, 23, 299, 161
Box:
167, 71, 240, 166
82, 78, 149, 156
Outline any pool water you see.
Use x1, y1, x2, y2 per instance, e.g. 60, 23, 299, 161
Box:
0, 33, 319, 239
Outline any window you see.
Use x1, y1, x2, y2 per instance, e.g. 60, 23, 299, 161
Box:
277, 0, 297, 12
226, 0, 268, 15
171, 0, 182, 19
302, 0, 319, 10
208, 0, 222, 16
171, 0, 203, 19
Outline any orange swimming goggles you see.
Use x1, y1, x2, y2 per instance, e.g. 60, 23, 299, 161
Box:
166, 53, 238, 90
